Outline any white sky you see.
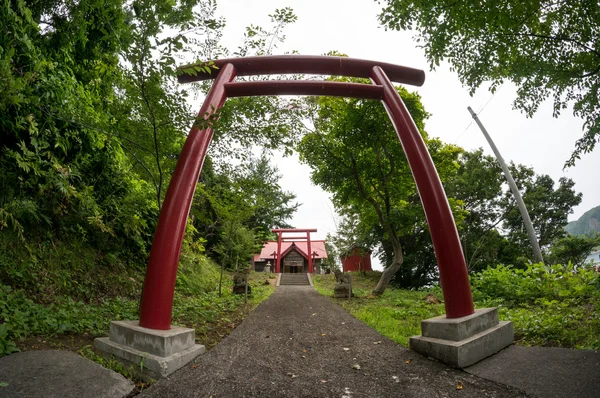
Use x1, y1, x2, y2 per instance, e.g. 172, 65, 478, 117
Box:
202, 0, 599, 263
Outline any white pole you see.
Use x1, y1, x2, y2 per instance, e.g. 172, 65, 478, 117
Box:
467, 107, 544, 263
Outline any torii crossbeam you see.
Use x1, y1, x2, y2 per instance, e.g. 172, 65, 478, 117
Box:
138, 55, 475, 330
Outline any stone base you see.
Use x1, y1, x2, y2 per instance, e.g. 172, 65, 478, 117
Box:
333, 284, 352, 298
410, 308, 513, 368
94, 320, 205, 381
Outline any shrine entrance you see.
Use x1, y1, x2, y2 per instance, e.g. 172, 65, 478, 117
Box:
138, 55, 476, 331
273, 228, 316, 274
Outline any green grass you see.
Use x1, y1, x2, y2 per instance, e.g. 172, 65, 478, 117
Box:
0, 230, 275, 367
313, 267, 600, 350
313, 273, 444, 346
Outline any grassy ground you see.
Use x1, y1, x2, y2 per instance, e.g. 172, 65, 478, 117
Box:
2, 270, 274, 392
0, 233, 275, 391
312, 272, 444, 347
313, 268, 600, 350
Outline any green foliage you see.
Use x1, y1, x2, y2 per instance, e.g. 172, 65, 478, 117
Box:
298, 81, 463, 289
78, 345, 142, 383
0, 0, 287, 365
378, 0, 600, 165
0, 284, 139, 356
177, 245, 222, 296
191, 154, 298, 267
445, 149, 506, 272
472, 264, 600, 348
504, 173, 582, 250
314, 268, 600, 349
313, 273, 445, 346
547, 234, 600, 267
472, 263, 599, 305
447, 149, 582, 269
0, 262, 275, 357
0, 233, 143, 302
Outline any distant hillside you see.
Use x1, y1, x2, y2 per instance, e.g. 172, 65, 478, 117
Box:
565, 205, 600, 236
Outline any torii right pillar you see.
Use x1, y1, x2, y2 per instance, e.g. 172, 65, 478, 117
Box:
370, 66, 515, 368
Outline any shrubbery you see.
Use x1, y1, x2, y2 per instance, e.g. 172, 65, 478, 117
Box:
314, 266, 600, 350
471, 263, 600, 349
471, 263, 599, 305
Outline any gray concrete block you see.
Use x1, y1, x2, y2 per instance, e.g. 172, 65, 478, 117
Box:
94, 337, 205, 381
109, 320, 195, 358
0, 350, 134, 398
410, 320, 514, 368
421, 308, 499, 341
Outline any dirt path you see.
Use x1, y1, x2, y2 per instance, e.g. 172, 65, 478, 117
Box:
141, 286, 530, 398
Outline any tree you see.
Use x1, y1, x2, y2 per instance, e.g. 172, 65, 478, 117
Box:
547, 234, 600, 268
445, 149, 509, 272
231, 154, 299, 242
447, 150, 583, 268
378, 0, 600, 165
503, 172, 582, 256
0, 0, 158, 254
298, 82, 463, 293
190, 154, 298, 264
112, 0, 226, 209
0, 1, 301, 264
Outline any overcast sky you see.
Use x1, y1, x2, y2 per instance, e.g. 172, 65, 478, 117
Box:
202, 0, 599, 258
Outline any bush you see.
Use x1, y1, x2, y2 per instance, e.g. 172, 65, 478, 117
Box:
472, 263, 600, 348
0, 284, 139, 356
471, 263, 599, 305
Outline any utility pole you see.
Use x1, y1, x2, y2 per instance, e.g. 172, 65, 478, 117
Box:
467, 107, 544, 263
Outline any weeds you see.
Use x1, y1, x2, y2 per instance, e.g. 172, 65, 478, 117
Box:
313, 266, 600, 349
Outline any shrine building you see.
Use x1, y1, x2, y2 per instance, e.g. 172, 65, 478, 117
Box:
252, 228, 327, 274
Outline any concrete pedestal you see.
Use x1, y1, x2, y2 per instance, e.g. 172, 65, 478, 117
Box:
94, 320, 205, 381
410, 308, 513, 368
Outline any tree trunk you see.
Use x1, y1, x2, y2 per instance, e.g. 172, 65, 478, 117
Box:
218, 262, 224, 296
372, 238, 403, 296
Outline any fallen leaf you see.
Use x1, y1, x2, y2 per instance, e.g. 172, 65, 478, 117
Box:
373, 341, 382, 345
301, 355, 306, 359
191, 364, 201, 369
352, 364, 361, 370
343, 347, 350, 351
405, 359, 412, 364
286, 372, 297, 378
341, 322, 345, 325
320, 380, 328, 383
302, 349, 308, 353
312, 313, 317, 316
0, 382, 8, 387
457, 381, 463, 390
321, 333, 326, 337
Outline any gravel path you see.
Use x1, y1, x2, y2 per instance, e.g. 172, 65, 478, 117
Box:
141, 286, 530, 398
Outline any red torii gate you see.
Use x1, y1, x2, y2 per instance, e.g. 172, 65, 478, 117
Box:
272, 228, 317, 274
138, 55, 475, 330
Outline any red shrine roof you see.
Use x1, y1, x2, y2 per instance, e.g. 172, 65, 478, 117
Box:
254, 240, 328, 262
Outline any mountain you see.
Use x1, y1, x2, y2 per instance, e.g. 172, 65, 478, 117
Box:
565, 205, 600, 236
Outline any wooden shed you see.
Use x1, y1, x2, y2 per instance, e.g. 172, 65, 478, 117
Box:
341, 247, 372, 272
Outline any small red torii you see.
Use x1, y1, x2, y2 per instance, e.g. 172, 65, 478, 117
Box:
272, 228, 317, 274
